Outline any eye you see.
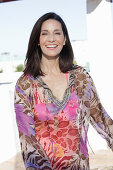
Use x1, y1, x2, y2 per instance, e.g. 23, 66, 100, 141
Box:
41, 32, 48, 35
55, 32, 61, 35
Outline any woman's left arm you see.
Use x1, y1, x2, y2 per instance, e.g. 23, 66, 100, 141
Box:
89, 76, 113, 151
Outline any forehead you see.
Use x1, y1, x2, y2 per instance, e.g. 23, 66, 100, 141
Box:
41, 19, 62, 30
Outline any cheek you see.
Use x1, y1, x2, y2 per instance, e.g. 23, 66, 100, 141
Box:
39, 36, 46, 45
39, 39, 43, 46
58, 37, 65, 45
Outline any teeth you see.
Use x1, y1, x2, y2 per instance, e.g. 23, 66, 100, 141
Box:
46, 45, 57, 48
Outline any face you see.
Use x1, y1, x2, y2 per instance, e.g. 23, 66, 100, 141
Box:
39, 19, 66, 58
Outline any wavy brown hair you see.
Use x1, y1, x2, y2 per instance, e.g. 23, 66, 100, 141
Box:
24, 12, 74, 78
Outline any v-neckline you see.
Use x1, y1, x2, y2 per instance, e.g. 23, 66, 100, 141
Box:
36, 69, 75, 109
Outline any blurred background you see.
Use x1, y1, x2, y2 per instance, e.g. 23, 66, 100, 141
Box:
0, 0, 113, 169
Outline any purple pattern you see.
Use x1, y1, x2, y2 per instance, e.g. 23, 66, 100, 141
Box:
15, 103, 35, 136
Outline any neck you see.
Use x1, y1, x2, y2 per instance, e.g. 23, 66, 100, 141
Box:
41, 55, 61, 74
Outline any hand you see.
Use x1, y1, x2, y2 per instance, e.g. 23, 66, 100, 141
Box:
27, 166, 50, 170
27, 167, 39, 170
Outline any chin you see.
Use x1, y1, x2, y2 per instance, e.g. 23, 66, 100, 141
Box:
42, 53, 60, 58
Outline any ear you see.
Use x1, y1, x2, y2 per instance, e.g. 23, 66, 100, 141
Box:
63, 37, 66, 45
38, 41, 40, 46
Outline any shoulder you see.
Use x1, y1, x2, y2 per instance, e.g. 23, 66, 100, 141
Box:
15, 73, 34, 92
72, 64, 91, 80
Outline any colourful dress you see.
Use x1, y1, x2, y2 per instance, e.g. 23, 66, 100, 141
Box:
14, 66, 113, 170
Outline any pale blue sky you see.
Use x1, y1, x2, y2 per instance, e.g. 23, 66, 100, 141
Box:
0, 0, 87, 57
111, 3, 113, 31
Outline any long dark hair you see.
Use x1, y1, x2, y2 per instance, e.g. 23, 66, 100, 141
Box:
24, 12, 74, 78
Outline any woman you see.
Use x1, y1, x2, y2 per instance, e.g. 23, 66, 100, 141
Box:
14, 12, 113, 170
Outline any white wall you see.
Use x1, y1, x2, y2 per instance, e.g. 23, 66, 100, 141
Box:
73, 0, 113, 151
0, 79, 21, 163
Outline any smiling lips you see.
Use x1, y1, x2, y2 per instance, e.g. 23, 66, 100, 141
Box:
46, 44, 58, 49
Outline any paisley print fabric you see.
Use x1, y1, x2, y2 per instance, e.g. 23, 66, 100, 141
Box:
14, 65, 113, 170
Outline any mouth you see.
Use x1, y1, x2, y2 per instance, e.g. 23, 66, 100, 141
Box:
46, 44, 58, 49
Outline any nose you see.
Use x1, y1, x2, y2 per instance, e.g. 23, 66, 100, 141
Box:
48, 34, 55, 42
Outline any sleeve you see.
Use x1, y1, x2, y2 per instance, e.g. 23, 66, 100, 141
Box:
14, 75, 52, 170
89, 75, 113, 151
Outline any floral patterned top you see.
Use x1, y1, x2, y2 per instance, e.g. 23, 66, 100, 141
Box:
14, 65, 113, 170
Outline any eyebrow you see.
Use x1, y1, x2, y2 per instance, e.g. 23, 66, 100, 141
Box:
41, 29, 62, 32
